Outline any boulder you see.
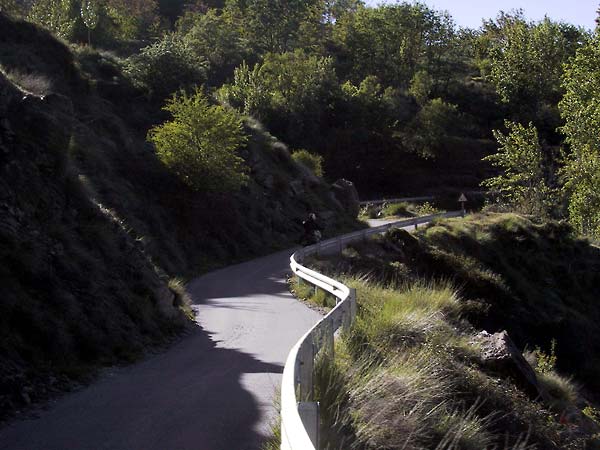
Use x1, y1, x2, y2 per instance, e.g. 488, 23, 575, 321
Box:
473, 330, 550, 401
332, 179, 360, 218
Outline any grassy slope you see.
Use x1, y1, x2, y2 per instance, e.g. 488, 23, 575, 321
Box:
0, 15, 360, 419
304, 213, 600, 449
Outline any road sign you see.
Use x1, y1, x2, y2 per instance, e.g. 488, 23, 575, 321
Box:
458, 193, 467, 216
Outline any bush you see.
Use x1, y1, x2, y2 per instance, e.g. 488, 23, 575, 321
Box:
291, 149, 323, 177
124, 34, 207, 101
147, 89, 248, 192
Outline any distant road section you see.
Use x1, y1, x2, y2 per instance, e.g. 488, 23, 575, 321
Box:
0, 250, 320, 450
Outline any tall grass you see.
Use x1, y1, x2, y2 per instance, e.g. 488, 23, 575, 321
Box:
1, 66, 52, 95
313, 277, 582, 449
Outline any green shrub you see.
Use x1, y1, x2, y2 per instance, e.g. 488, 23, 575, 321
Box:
414, 201, 440, 216
124, 34, 207, 101
147, 89, 248, 192
291, 149, 323, 177
533, 339, 558, 374
381, 202, 411, 217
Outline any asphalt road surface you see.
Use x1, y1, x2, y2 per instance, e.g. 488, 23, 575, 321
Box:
0, 249, 321, 450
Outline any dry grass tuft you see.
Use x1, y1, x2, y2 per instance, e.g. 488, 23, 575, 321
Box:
1, 66, 52, 95
168, 278, 194, 320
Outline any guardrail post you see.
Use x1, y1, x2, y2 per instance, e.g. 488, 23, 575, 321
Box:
324, 317, 334, 358
349, 287, 357, 323
337, 237, 343, 254
341, 300, 351, 331
298, 402, 319, 448
298, 341, 314, 401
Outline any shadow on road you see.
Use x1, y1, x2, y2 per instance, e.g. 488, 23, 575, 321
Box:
0, 324, 282, 450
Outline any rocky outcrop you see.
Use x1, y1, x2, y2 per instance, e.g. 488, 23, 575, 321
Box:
332, 179, 360, 218
473, 330, 550, 401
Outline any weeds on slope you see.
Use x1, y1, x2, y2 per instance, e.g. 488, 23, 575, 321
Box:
314, 277, 594, 450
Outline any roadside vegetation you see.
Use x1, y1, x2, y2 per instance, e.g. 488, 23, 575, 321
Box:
302, 213, 600, 449
2, 0, 600, 440
0, 12, 360, 421
359, 201, 443, 220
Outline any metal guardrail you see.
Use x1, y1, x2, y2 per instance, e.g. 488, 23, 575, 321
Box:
359, 196, 435, 206
281, 211, 462, 449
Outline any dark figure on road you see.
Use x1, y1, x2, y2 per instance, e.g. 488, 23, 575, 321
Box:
300, 213, 323, 245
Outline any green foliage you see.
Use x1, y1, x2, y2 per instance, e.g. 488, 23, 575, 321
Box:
312, 277, 571, 449
80, 0, 99, 43
409, 69, 433, 106
218, 50, 338, 142
178, 8, 249, 84
27, 0, 161, 44
291, 149, 323, 177
124, 34, 207, 100
307, 214, 600, 448
533, 339, 557, 374
559, 35, 600, 238
414, 201, 440, 216
583, 406, 600, 423
480, 12, 585, 110
483, 121, 553, 215
333, 3, 456, 87
404, 98, 459, 158
225, 0, 325, 53
147, 89, 248, 192
339, 75, 405, 131
103, 0, 160, 41
28, 0, 79, 40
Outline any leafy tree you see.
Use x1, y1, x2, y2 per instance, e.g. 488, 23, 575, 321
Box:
409, 69, 432, 106
324, 0, 360, 23
104, 0, 160, 41
339, 75, 405, 131
124, 34, 207, 101
178, 9, 250, 85
480, 12, 586, 111
224, 0, 325, 54
332, 3, 456, 88
28, 0, 78, 40
80, 0, 99, 44
218, 50, 338, 144
147, 89, 249, 192
482, 121, 553, 215
559, 36, 600, 237
403, 98, 458, 158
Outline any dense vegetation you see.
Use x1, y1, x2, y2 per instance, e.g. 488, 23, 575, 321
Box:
304, 214, 600, 449
2, 0, 600, 439
4, 0, 598, 238
0, 12, 359, 420
0, 1, 597, 237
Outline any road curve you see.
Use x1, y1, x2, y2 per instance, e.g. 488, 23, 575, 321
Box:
0, 249, 321, 450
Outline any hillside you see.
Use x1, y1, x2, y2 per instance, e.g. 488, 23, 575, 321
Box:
0, 14, 360, 420
303, 214, 600, 449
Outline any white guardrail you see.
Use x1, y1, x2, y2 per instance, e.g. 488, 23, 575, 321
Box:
358, 196, 435, 206
281, 211, 463, 450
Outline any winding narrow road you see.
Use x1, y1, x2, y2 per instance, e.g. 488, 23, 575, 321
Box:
0, 249, 321, 450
